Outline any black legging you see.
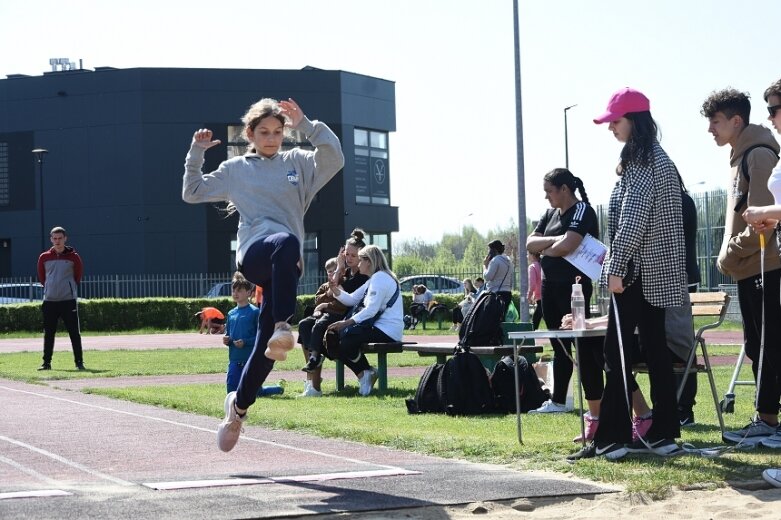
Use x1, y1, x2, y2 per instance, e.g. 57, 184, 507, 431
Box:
337, 325, 395, 375
541, 279, 604, 402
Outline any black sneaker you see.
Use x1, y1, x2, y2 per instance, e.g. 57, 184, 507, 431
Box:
301, 354, 324, 373
567, 441, 596, 461
594, 442, 628, 461
679, 411, 696, 428
76, 363, 86, 371
37, 363, 51, 371
626, 438, 683, 456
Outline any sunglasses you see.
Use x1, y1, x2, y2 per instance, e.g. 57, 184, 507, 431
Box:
767, 104, 781, 118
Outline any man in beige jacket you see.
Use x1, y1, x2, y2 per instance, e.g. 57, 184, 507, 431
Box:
702, 88, 781, 446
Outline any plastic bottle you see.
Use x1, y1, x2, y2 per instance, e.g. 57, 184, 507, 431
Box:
571, 278, 586, 331
258, 384, 284, 396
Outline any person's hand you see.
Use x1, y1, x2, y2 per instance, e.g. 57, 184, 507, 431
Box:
315, 303, 328, 313
279, 98, 305, 127
329, 282, 342, 296
560, 314, 573, 329
327, 320, 351, 332
608, 274, 624, 294
192, 129, 221, 150
222, 335, 230, 346
234, 339, 244, 348
483, 254, 491, 267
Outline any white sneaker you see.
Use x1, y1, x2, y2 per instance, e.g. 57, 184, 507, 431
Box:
217, 392, 246, 452
762, 468, 781, 488
528, 399, 567, 414
265, 324, 295, 361
358, 368, 378, 396
299, 381, 322, 397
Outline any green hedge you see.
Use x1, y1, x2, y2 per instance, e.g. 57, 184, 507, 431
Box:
0, 292, 522, 333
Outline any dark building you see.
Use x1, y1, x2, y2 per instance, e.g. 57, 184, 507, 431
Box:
0, 66, 398, 282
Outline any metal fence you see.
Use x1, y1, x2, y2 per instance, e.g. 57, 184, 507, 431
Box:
0, 272, 328, 300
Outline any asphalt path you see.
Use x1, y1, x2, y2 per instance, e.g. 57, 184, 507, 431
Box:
0, 379, 612, 519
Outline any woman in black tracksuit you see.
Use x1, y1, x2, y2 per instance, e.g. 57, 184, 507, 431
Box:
526, 168, 603, 423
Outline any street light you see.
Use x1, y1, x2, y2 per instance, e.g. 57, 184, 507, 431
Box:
563, 104, 577, 169
32, 148, 49, 252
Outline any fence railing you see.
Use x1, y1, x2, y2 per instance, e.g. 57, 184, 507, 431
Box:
0, 272, 328, 301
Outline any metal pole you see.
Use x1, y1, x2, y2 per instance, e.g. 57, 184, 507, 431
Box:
32, 148, 49, 252
563, 104, 577, 170
513, 0, 529, 323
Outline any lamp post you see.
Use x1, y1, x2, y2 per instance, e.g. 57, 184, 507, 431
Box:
32, 148, 49, 252
563, 104, 577, 169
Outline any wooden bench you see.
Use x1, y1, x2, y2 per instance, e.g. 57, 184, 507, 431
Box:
334, 341, 417, 392
633, 291, 730, 434
404, 343, 544, 368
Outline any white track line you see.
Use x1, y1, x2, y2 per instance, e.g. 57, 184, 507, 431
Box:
0, 435, 134, 487
0, 385, 408, 472
0, 454, 63, 486
144, 468, 420, 490
0, 490, 72, 500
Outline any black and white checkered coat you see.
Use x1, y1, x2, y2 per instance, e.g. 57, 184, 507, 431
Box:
600, 141, 686, 308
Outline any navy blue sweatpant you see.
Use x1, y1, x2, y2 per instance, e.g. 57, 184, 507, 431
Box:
235, 232, 300, 410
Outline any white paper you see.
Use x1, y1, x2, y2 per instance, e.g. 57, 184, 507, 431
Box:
564, 233, 607, 280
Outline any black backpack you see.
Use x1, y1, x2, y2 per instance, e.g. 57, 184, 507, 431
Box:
458, 291, 505, 347
405, 363, 447, 414
443, 346, 494, 416
490, 356, 549, 413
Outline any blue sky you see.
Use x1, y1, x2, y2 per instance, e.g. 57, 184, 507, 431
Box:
1, 0, 777, 244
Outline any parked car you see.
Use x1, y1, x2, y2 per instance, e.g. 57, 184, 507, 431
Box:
0, 283, 44, 304
399, 275, 464, 294
205, 282, 232, 298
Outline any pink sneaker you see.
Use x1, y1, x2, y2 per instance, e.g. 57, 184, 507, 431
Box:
632, 414, 653, 442
573, 413, 599, 443
265, 324, 295, 361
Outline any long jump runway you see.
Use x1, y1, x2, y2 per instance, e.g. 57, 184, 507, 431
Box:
0, 379, 614, 519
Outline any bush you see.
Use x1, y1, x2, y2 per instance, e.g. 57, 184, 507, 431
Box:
0, 291, 524, 333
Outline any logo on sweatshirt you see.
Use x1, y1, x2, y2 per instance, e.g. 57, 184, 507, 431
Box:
287, 170, 299, 186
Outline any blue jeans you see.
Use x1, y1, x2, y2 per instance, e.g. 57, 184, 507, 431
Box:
226, 361, 247, 393
234, 232, 300, 410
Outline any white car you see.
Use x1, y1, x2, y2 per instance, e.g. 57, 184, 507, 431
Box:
399, 275, 464, 295
0, 283, 44, 304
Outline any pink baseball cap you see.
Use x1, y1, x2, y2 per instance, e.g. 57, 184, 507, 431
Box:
593, 87, 650, 124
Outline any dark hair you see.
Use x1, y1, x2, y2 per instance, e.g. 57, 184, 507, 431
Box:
543, 168, 590, 205
231, 271, 253, 292
618, 111, 659, 171
700, 88, 751, 126
345, 228, 366, 249
488, 239, 505, 254
764, 79, 781, 102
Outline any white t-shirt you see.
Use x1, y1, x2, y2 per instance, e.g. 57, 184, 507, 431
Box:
768, 159, 781, 204
335, 271, 404, 341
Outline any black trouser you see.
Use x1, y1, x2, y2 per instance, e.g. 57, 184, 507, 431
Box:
298, 312, 342, 355
594, 280, 680, 444
531, 300, 543, 330
42, 299, 83, 366
737, 268, 781, 415
541, 279, 603, 403
337, 326, 394, 376
452, 307, 464, 324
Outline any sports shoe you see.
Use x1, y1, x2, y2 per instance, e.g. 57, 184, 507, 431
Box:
75, 362, 86, 371
573, 413, 599, 443
762, 468, 781, 488
265, 323, 295, 361
723, 418, 777, 445
302, 353, 324, 373
759, 429, 781, 449
678, 410, 696, 428
358, 368, 378, 396
594, 442, 628, 461
632, 414, 653, 442
216, 392, 246, 452
37, 363, 51, 371
528, 399, 567, 414
299, 381, 322, 397
625, 437, 683, 456
567, 441, 596, 461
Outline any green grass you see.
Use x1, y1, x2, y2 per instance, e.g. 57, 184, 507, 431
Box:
0, 342, 769, 497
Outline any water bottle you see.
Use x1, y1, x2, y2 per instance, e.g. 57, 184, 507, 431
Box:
258, 384, 285, 396
571, 279, 586, 331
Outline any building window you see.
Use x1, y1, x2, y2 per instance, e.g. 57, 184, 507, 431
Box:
366, 232, 390, 257
227, 125, 312, 160
302, 232, 321, 294
353, 128, 390, 205
0, 142, 8, 206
